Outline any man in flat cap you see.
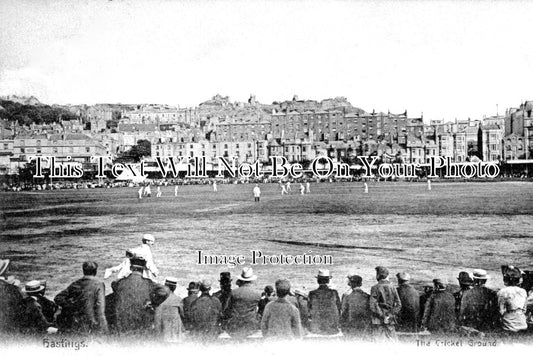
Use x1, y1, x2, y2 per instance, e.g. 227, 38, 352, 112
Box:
112, 256, 169, 336
308, 269, 341, 335
396, 272, 419, 332
154, 277, 184, 342
189, 280, 222, 342
421, 279, 457, 333
55, 261, 108, 335
369, 266, 402, 340
261, 279, 303, 339
340, 274, 371, 338
458, 269, 499, 331
497, 266, 528, 332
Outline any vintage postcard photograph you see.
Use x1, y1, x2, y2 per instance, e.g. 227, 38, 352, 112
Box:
0, 1, 532, 355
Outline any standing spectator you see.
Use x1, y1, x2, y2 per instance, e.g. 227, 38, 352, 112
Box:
261, 279, 302, 339
459, 269, 499, 331
396, 272, 419, 332
111, 257, 168, 336
213, 272, 232, 330
226, 267, 262, 338
340, 274, 371, 337
154, 277, 184, 342
0, 259, 24, 334
257, 285, 275, 318
182, 281, 200, 330
189, 280, 222, 342
453, 271, 473, 319
421, 279, 457, 333
55, 261, 108, 335
308, 269, 341, 335
497, 267, 528, 333
369, 266, 402, 340
253, 184, 261, 202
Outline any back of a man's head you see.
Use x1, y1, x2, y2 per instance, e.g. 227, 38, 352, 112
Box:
82, 261, 98, 276
275, 279, 291, 298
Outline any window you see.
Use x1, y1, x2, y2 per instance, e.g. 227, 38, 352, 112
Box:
86, 147, 90, 153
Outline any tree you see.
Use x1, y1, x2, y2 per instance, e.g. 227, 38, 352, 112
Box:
118, 139, 151, 162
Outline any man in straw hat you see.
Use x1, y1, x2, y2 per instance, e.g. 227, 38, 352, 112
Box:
54, 261, 108, 335
226, 266, 262, 338
20, 280, 54, 335
0, 259, 25, 334
421, 279, 457, 333
190, 280, 222, 341
396, 272, 419, 332
458, 268, 499, 331
261, 279, 303, 339
308, 269, 341, 335
497, 266, 528, 332
369, 266, 401, 340
154, 277, 184, 342
340, 274, 371, 338
111, 256, 168, 335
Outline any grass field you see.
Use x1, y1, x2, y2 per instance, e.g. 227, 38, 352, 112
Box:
1, 180, 533, 297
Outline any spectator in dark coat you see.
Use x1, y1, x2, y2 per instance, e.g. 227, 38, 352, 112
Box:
261, 279, 302, 339
396, 272, 420, 332
459, 269, 499, 331
418, 285, 433, 327
55, 261, 108, 335
20, 280, 53, 335
421, 279, 457, 333
226, 267, 262, 338
340, 274, 371, 337
33, 280, 59, 324
189, 280, 222, 341
213, 272, 232, 330
182, 281, 200, 330
308, 269, 341, 335
111, 257, 169, 336
453, 271, 473, 319
369, 266, 402, 341
0, 259, 25, 334
154, 277, 184, 342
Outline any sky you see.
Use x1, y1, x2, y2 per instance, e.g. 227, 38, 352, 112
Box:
0, 0, 532, 121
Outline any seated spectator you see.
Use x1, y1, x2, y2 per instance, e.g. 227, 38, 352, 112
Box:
421, 279, 457, 333
497, 266, 528, 333
189, 280, 222, 342
154, 277, 184, 342
0, 260, 25, 334
257, 285, 275, 318
226, 267, 262, 338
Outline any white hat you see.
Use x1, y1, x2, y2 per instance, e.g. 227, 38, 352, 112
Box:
237, 267, 257, 282
165, 277, 178, 286
24, 280, 45, 294
142, 234, 155, 243
316, 269, 332, 278
473, 269, 489, 280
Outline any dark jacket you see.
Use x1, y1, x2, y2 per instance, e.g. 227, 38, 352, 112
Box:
340, 288, 371, 335
20, 296, 52, 334
396, 283, 420, 332
213, 288, 232, 329
154, 291, 184, 342
459, 285, 498, 331
422, 290, 457, 332
182, 293, 199, 330
0, 279, 25, 334
308, 284, 341, 335
111, 271, 169, 335
226, 283, 262, 337
55, 275, 108, 334
189, 293, 222, 340
369, 279, 402, 326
